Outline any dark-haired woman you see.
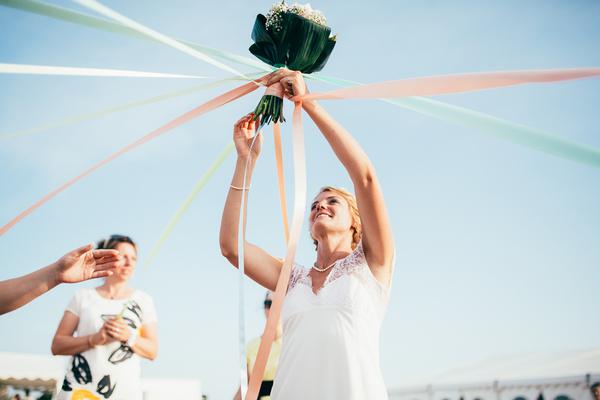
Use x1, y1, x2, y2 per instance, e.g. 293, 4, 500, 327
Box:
52, 235, 158, 400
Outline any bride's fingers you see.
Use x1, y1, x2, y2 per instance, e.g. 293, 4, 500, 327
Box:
234, 119, 245, 131
266, 68, 291, 86
243, 118, 250, 130
235, 113, 253, 127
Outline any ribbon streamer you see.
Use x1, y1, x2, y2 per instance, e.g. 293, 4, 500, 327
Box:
237, 131, 263, 399
3, 2, 600, 397
5, 0, 598, 168
391, 96, 600, 167
302, 68, 600, 100
73, 0, 249, 79
0, 77, 266, 236
0, 0, 274, 73
309, 74, 600, 168
273, 123, 290, 242
245, 103, 305, 400
143, 142, 235, 268
0, 63, 208, 79
1, 74, 263, 140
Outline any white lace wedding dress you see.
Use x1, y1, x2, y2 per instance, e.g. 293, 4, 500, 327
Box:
270, 242, 391, 400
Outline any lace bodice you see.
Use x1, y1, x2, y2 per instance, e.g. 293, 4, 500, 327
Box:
272, 242, 392, 400
283, 242, 390, 325
288, 242, 372, 293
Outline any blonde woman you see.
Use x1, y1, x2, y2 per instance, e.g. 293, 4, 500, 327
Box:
220, 69, 395, 400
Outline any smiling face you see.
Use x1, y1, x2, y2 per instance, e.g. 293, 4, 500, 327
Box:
309, 187, 361, 250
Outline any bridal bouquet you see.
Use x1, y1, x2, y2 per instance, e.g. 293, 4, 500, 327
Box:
249, 2, 336, 125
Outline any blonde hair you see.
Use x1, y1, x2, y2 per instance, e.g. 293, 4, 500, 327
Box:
311, 186, 362, 250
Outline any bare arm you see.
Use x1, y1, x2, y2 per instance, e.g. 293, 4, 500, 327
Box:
51, 311, 115, 355
53, 312, 158, 361
268, 70, 395, 285
0, 245, 120, 315
132, 323, 159, 361
219, 115, 283, 291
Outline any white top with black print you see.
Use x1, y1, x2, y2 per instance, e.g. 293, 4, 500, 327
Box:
56, 288, 157, 400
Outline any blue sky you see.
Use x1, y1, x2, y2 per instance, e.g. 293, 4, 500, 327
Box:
1, 0, 599, 398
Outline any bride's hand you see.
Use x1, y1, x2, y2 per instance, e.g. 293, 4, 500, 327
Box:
265, 68, 308, 100
233, 114, 262, 159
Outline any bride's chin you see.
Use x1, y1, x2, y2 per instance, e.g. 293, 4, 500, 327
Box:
311, 224, 333, 239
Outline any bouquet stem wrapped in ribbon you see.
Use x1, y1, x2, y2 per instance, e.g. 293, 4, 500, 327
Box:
249, 2, 336, 126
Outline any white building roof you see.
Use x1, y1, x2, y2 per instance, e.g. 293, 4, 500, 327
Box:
0, 352, 67, 381
0, 352, 202, 398
429, 348, 600, 385
391, 348, 600, 396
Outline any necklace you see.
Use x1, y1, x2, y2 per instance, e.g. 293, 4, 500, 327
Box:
312, 260, 337, 273
102, 287, 129, 300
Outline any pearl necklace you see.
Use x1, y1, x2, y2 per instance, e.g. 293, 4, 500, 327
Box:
312, 260, 337, 273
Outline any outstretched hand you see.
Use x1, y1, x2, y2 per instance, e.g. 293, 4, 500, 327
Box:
233, 113, 262, 160
56, 244, 121, 284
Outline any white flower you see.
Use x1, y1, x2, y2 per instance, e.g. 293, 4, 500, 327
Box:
265, 1, 328, 31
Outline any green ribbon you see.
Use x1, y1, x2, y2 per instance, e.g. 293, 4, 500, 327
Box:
2, 0, 597, 167
2, 0, 598, 258
308, 75, 600, 167
0, 74, 262, 140
143, 142, 235, 267
1, 79, 232, 139
0, 0, 273, 72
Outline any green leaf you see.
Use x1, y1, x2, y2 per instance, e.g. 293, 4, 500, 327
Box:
249, 14, 281, 65
304, 36, 336, 74
281, 12, 331, 72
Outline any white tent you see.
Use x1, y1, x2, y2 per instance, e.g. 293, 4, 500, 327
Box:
0, 352, 67, 392
389, 348, 600, 400
0, 352, 202, 399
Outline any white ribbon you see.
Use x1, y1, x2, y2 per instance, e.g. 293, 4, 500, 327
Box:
0, 63, 208, 79
73, 0, 249, 80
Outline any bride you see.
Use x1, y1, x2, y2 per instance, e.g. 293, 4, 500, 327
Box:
220, 68, 395, 400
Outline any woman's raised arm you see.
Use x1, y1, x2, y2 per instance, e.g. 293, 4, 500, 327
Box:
219, 114, 283, 291
267, 69, 395, 285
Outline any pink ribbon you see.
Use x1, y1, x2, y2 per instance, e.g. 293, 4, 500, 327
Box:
300, 68, 600, 100
0, 78, 266, 236
245, 102, 305, 400
243, 67, 600, 400
265, 82, 284, 98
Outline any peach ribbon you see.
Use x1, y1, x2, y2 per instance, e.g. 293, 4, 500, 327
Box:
273, 122, 290, 242
0, 78, 266, 236
301, 68, 600, 100
245, 103, 305, 400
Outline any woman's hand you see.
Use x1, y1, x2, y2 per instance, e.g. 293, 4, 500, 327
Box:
105, 317, 132, 343
265, 68, 308, 100
90, 322, 117, 347
233, 114, 262, 160
56, 244, 121, 284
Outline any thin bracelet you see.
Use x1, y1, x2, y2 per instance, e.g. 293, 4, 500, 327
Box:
230, 184, 250, 191
88, 335, 95, 348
